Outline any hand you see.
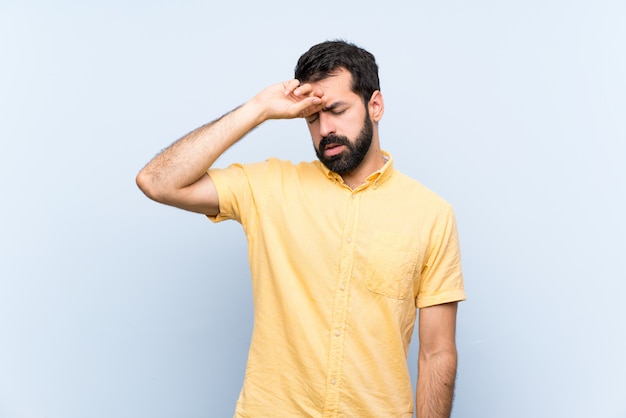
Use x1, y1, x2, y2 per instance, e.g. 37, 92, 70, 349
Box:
251, 79, 326, 121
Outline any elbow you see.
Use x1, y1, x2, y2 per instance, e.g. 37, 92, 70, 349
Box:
136, 169, 163, 202
135, 169, 150, 195
418, 346, 458, 380
419, 344, 458, 364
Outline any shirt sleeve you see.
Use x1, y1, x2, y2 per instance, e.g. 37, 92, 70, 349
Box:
206, 163, 249, 224
206, 159, 277, 230
416, 206, 466, 308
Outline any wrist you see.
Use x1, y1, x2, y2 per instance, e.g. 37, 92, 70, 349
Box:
246, 94, 272, 125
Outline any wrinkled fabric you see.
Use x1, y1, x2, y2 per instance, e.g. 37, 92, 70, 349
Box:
208, 152, 465, 417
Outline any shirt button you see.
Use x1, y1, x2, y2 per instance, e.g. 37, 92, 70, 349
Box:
331, 378, 336, 385
335, 330, 341, 337
346, 237, 352, 243
340, 284, 345, 291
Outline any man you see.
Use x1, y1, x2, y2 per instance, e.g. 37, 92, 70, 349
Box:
137, 40, 465, 418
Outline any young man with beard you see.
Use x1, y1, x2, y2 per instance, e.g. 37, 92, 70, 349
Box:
137, 40, 466, 418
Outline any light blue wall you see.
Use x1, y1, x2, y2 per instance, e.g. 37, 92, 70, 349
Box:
1, 1, 624, 417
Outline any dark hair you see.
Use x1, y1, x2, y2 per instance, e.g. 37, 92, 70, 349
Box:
294, 40, 380, 105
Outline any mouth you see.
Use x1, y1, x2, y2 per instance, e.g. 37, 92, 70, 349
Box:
324, 143, 345, 157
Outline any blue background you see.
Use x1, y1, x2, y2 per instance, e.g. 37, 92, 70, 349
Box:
1, 1, 625, 417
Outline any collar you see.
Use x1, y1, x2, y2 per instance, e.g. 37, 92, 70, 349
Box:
316, 150, 395, 190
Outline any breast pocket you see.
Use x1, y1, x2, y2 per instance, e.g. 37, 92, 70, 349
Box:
365, 231, 419, 299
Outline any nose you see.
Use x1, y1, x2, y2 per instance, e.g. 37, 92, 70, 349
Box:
318, 112, 335, 137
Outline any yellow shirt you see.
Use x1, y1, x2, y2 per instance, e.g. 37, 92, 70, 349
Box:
208, 152, 465, 417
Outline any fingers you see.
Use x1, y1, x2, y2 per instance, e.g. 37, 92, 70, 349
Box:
283, 80, 323, 99
277, 79, 325, 119
294, 85, 324, 100
282, 79, 301, 96
296, 96, 325, 119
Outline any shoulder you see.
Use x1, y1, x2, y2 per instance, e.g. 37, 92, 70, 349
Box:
390, 169, 454, 213
210, 158, 322, 185
242, 157, 317, 171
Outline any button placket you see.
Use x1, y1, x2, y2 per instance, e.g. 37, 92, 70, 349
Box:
322, 192, 360, 417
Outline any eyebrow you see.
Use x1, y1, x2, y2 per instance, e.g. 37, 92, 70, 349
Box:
322, 101, 348, 112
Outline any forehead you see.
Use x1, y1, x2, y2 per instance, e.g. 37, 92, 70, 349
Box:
309, 68, 359, 101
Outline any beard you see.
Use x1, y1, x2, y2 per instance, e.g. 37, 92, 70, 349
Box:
315, 112, 374, 175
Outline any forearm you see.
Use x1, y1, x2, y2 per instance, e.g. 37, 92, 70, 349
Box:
136, 80, 323, 211
416, 347, 457, 418
136, 99, 264, 199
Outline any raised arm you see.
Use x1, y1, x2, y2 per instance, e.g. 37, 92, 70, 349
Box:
136, 80, 325, 215
416, 302, 459, 418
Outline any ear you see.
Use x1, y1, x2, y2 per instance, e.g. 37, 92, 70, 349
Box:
368, 90, 384, 122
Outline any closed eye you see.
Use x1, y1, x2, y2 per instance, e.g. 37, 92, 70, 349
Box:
322, 101, 349, 116
307, 113, 319, 124
308, 105, 347, 123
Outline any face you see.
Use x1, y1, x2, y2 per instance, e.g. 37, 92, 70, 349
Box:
314, 112, 373, 174
306, 69, 375, 174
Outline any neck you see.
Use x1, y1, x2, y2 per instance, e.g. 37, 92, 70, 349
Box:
341, 149, 386, 189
